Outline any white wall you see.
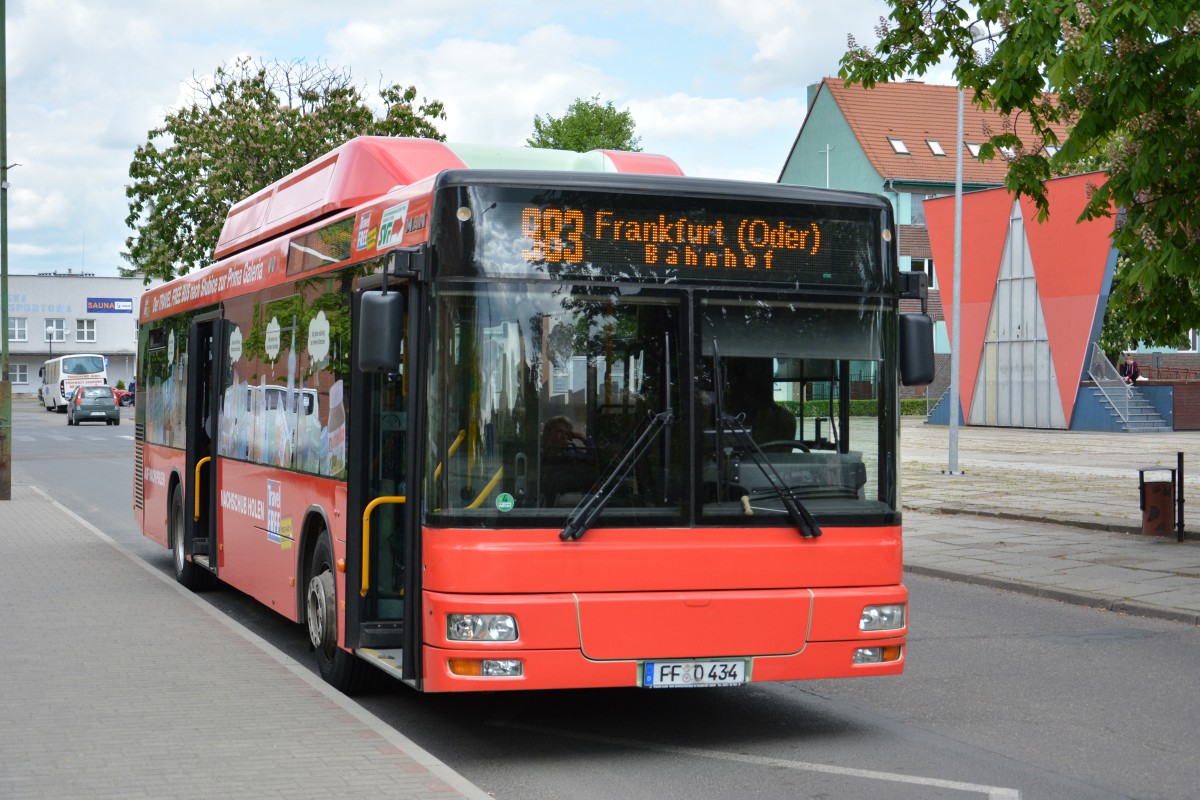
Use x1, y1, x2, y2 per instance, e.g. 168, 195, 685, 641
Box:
5, 273, 157, 395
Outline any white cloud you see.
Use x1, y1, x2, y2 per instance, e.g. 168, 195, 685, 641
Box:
632, 93, 806, 142
338, 23, 623, 147
705, 0, 888, 94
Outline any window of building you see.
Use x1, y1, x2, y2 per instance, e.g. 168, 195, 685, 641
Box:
9, 363, 28, 384
1045, 144, 1060, 157
45, 319, 66, 342
909, 258, 932, 274
999, 145, 1016, 160
8, 317, 26, 342
76, 318, 96, 343
908, 194, 938, 227
926, 140, 946, 156
888, 137, 910, 155
966, 142, 982, 158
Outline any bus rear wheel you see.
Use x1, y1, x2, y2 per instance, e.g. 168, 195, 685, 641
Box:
170, 488, 205, 590
306, 533, 369, 694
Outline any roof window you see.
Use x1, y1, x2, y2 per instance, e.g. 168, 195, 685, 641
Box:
926, 140, 946, 156
888, 138, 910, 155
1045, 145, 1060, 157
965, 142, 982, 158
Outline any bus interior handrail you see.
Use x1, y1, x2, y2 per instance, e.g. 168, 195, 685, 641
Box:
432, 429, 467, 480
466, 468, 505, 509
361, 495, 407, 597
193, 456, 212, 521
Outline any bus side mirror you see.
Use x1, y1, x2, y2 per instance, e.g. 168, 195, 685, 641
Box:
899, 313, 935, 386
358, 290, 405, 373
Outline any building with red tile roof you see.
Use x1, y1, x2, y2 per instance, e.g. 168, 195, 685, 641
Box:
780, 77, 1069, 401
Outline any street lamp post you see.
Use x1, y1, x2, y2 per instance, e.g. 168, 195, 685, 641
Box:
1, 3, 10, 501
46, 325, 68, 357
948, 22, 995, 476
948, 84, 965, 474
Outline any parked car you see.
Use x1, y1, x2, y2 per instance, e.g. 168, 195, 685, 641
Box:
113, 388, 134, 407
67, 385, 121, 426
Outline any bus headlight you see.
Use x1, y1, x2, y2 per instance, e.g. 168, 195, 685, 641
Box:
860, 604, 905, 631
447, 613, 518, 642
449, 658, 523, 677
853, 645, 902, 664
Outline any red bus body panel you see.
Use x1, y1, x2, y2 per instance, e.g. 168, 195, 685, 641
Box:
139, 445, 351, 625
138, 443, 183, 549
215, 460, 347, 621
419, 525, 906, 691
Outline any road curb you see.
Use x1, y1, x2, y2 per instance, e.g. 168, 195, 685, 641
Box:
903, 504, 1200, 542
904, 564, 1200, 627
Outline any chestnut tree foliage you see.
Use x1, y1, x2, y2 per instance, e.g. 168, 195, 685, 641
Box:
124, 59, 446, 282
841, 2, 1200, 345
528, 95, 642, 153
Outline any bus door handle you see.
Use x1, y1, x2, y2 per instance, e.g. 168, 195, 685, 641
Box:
193, 456, 212, 521
361, 496, 407, 597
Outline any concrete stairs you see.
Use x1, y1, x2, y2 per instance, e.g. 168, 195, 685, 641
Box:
1087, 386, 1171, 432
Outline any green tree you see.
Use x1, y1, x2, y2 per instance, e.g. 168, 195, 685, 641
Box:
528, 94, 642, 152
841, 2, 1200, 344
124, 58, 446, 283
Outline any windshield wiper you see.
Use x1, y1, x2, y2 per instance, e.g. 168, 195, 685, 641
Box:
717, 412, 821, 538
711, 338, 821, 538
560, 409, 674, 541
561, 333, 675, 541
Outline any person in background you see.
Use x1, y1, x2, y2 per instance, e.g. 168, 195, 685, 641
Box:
1119, 355, 1141, 384
541, 415, 589, 457
540, 416, 594, 506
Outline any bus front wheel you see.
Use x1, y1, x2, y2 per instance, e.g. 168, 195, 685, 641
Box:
306, 533, 369, 694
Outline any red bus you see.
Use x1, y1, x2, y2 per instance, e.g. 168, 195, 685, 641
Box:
134, 136, 933, 693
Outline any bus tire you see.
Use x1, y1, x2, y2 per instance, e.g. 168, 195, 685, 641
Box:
170, 487, 205, 591
306, 533, 369, 694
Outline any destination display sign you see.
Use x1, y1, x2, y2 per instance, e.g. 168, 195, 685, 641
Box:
462, 187, 884, 287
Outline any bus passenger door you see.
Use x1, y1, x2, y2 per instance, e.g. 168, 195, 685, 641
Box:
184, 314, 222, 577
347, 278, 418, 683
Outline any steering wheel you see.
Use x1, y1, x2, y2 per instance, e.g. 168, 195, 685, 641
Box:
759, 440, 810, 453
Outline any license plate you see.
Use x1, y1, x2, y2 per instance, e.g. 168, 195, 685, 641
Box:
90, 411, 105, 416
641, 659, 748, 688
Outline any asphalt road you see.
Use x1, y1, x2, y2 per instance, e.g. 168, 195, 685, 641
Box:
12, 398, 1200, 799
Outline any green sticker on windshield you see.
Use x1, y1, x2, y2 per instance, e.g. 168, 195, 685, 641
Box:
495, 493, 515, 512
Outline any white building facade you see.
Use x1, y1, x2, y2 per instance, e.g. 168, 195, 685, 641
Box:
5, 272, 156, 396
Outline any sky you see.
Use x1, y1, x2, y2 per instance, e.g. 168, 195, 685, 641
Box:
4, 0, 944, 278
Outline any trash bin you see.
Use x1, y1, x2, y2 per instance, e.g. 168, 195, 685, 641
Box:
1138, 466, 1176, 536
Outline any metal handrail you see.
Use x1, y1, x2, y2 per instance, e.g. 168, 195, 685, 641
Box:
361, 495, 406, 597
1087, 344, 1133, 425
193, 456, 212, 521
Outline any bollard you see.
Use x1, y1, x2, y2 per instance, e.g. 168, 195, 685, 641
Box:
1178, 452, 1186, 542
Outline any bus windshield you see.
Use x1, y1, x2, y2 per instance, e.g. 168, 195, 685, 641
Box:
424, 283, 897, 529
62, 355, 106, 375
427, 283, 683, 527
